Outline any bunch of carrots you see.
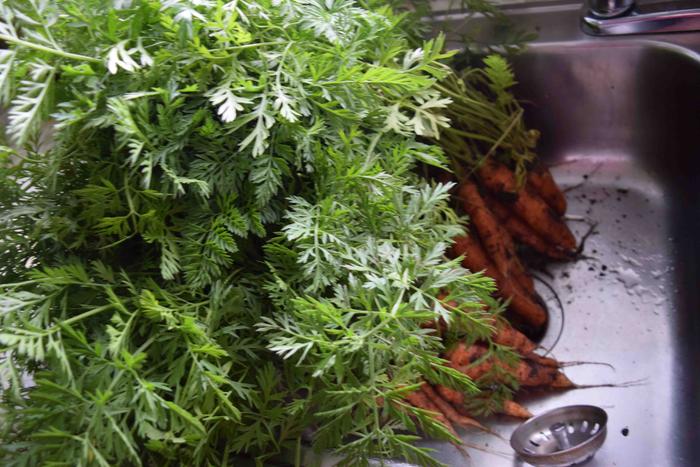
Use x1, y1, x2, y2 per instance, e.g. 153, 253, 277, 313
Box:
452, 160, 575, 333
405, 318, 575, 438
403, 161, 578, 439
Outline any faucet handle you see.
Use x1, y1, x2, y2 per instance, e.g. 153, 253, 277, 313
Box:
589, 0, 635, 18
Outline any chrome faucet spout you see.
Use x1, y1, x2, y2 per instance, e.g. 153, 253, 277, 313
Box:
582, 0, 700, 35
588, 0, 635, 18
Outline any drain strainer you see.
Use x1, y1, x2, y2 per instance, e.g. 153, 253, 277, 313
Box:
510, 405, 608, 466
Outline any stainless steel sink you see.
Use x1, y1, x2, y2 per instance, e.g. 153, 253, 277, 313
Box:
418, 3, 700, 466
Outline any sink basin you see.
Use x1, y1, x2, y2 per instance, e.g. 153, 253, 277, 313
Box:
418, 3, 700, 466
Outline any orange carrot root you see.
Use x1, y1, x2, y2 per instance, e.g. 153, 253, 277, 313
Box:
551, 371, 575, 389
491, 319, 538, 354
450, 343, 573, 388
447, 342, 488, 367
477, 161, 576, 252
525, 352, 560, 368
435, 384, 465, 406
450, 233, 547, 329
422, 384, 486, 431
457, 182, 535, 295
501, 400, 533, 419
528, 165, 567, 216
487, 195, 573, 261
404, 388, 458, 438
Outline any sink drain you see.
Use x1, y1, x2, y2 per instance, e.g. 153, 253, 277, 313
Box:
510, 405, 608, 466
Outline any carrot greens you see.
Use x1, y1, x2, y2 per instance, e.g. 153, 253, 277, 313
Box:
0, 1, 512, 465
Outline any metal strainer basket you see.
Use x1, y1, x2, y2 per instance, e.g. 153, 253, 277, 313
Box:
510, 405, 608, 466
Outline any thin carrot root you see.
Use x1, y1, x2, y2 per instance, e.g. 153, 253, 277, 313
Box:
557, 360, 616, 371
500, 400, 533, 419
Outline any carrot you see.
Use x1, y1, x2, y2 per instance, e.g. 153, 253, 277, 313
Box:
435, 384, 465, 406
457, 182, 535, 295
500, 400, 532, 419
420, 317, 447, 336
528, 165, 567, 216
452, 347, 572, 388
485, 318, 561, 368
449, 234, 501, 282
491, 319, 538, 354
456, 182, 514, 278
450, 234, 547, 328
490, 319, 560, 367
487, 196, 573, 260
502, 286, 548, 330
476, 160, 518, 196
477, 162, 576, 252
525, 352, 560, 368
551, 371, 575, 389
449, 344, 494, 381
511, 359, 559, 386
422, 384, 486, 431
403, 388, 458, 437
453, 404, 474, 418
446, 342, 488, 367
511, 360, 574, 388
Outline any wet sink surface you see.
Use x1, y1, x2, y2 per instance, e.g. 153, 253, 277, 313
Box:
419, 14, 700, 466
421, 158, 678, 467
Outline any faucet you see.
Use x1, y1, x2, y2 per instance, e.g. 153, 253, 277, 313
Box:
582, 0, 700, 35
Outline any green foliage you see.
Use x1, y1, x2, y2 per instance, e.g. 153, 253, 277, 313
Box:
0, 1, 511, 465
437, 54, 539, 184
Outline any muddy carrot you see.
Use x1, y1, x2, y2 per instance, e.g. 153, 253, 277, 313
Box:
487, 196, 573, 260
500, 400, 533, 419
457, 182, 514, 279
422, 384, 486, 431
511, 359, 575, 387
525, 353, 560, 368
453, 350, 571, 388
528, 165, 567, 216
449, 234, 502, 282
450, 234, 547, 328
477, 162, 576, 251
404, 388, 458, 437
446, 342, 488, 367
476, 160, 518, 196
490, 320, 559, 367
457, 182, 535, 294
551, 371, 575, 389
435, 384, 465, 406
491, 318, 538, 354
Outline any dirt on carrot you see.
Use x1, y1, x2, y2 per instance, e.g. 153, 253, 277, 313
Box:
422, 384, 486, 431
528, 164, 567, 216
403, 387, 458, 438
476, 161, 577, 252
450, 233, 547, 329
